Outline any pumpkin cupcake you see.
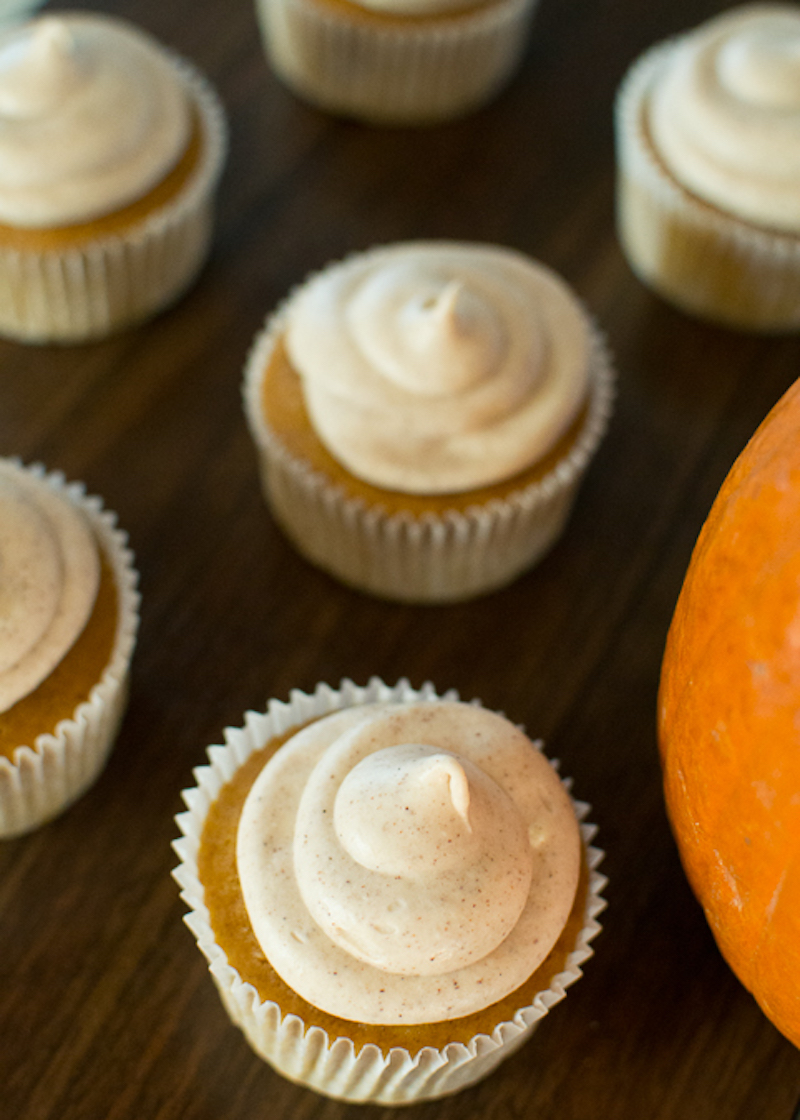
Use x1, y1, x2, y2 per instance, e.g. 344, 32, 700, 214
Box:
243, 240, 615, 603
616, 4, 800, 332
255, 0, 541, 124
0, 460, 139, 838
0, 12, 227, 343
173, 678, 606, 1104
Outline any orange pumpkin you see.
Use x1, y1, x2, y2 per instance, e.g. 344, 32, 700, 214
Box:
658, 377, 800, 1049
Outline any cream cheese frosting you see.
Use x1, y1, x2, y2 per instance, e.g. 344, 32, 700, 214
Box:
0, 13, 190, 228
649, 4, 800, 232
285, 242, 591, 494
0, 461, 99, 714
236, 700, 581, 1024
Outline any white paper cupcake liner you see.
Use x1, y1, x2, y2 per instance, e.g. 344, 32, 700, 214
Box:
0, 56, 227, 344
242, 300, 615, 604
255, 0, 539, 124
0, 463, 140, 839
615, 41, 800, 333
173, 678, 607, 1105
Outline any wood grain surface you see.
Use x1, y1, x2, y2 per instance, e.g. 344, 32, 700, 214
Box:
2, 1, 800, 1117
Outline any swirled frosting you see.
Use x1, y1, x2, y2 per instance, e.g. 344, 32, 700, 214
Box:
237, 700, 581, 1024
0, 462, 99, 714
285, 242, 591, 494
649, 4, 800, 231
0, 14, 190, 228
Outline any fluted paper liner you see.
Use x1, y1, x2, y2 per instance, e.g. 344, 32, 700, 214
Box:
0, 463, 140, 839
173, 678, 606, 1105
255, 0, 540, 124
616, 42, 800, 333
0, 57, 227, 344
243, 294, 615, 604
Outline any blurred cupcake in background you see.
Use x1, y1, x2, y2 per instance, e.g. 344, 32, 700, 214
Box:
243, 240, 615, 603
616, 4, 800, 331
0, 11, 227, 343
254, 0, 541, 124
0, 459, 139, 838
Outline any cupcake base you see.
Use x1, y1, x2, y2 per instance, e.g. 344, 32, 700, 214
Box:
243, 310, 615, 604
255, 0, 539, 124
0, 59, 227, 344
173, 678, 606, 1104
615, 43, 800, 333
0, 466, 139, 839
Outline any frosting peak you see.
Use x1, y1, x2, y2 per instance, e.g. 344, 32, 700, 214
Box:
286, 242, 590, 494
324, 741, 534, 975
0, 20, 83, 118
333, 746, 482, 873
354, 270, 508, 396
236, 700, 581, 1023
718, 23, 800, 109
0, 14, 191, 228
649, 5, 800, 231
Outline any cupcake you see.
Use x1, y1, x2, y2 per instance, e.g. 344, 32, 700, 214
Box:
243, 241, 615, 603
173, 678, 606, 1104
0, 460, 139, 838
254, 0, 540, 124
616, 4, 800, 332
0, 12, 227, 343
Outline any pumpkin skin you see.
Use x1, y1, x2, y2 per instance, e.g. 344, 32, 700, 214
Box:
658, 377, 800, 1050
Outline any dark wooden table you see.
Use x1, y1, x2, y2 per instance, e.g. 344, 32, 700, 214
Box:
2, 0, 800, 1117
